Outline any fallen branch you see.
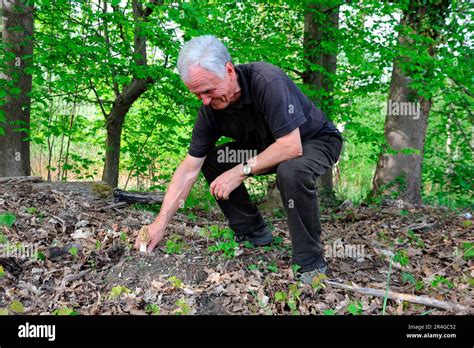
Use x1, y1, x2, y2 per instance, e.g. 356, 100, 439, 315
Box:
113, 188, 164, 204
174, 213, 226, 227
325, 280, 470, 312
0, 176, 42, 184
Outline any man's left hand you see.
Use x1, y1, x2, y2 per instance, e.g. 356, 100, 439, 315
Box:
210, 165, 246, 200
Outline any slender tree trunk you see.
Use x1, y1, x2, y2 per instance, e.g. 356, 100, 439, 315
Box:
100, 0, 160, 188
303, 2, 340, 206
0, 0, 34, 177
102, 78, 151, 188
371, 1, 450, 204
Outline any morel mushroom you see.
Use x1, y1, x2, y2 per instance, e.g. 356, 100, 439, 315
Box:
138, 226, 150, 253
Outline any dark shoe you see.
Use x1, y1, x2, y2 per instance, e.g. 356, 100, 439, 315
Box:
298, 262, 328, 285
235, 226, 273, 246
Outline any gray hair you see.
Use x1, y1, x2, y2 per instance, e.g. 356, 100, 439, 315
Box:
177, 35, 231, 82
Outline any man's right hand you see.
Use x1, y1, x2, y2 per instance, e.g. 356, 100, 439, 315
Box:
133, 154, 204, 254
134, 223, 165, 253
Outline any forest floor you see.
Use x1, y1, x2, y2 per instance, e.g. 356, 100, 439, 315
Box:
0, 180, 472, 315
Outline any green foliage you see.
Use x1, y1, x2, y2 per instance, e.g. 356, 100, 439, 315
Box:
311, 273, 328, 292
3, 0, 469, 210
25, 207, 38, 215
165, 234, 186, 255
347, 301, 363, 315
401, 272, 416, 285
9, 300, 24, 314
0, 213, 16, 228
108, 285, 131, 300
52, 307, 78, 316
393, 250, 410, 266
274, 283, 302, 314
291, 264, 302, 276
406, 230, 425, 248
430, 275, 454, 289
0, 266, 5, 278
247, 264, 258, 271
34, 251, 46, 261
0, 233, 8, 244
266, 262, 279, 273
274, 291, 286, 302
174, 298, 192, 315
145, 303, 160, 315
462, 242, 474, 260
167, 276, 183, 289
68, 247, 78, 258
206, 226, 239, 259
323, 309, 336, 315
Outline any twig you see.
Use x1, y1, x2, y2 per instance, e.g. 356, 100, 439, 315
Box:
96, 201, 128, 212
61, 270, 89, 287
325, 280, 470, 312
382, 254, 394, 315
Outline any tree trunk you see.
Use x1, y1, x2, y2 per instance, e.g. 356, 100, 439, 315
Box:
303, 2, 340, 206
371, 1, 450, 204
0, 0, 34, 177
100, 0, 160, 188
102, 78, 152, 188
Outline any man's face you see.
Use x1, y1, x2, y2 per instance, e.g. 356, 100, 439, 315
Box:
185, 62, 237, 110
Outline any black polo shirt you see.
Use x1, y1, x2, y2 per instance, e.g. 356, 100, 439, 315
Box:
188, 62, 339, 158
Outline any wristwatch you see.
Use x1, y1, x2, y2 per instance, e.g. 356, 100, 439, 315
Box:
242, 162, 253, 177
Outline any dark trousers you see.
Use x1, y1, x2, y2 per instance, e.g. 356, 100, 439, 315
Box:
201, 134, 342, 272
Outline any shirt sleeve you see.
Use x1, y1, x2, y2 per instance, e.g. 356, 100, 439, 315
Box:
256, 78, 307, 139
187, 107, 220, 158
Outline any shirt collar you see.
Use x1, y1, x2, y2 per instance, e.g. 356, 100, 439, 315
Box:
234, 65, 252, 105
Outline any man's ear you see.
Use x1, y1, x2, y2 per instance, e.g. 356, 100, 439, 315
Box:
226, 61, 235, 78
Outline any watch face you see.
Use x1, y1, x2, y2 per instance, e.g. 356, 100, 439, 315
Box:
243, 164, 251, 175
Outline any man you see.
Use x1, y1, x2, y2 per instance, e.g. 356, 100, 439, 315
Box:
134, 35, 342, 284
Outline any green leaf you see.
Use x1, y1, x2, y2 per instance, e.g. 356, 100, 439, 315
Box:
311, 273, 328, 289
69, 247, 78, 257
0, 265, 5, 278
25, 207, 38, 214
463, 242, 474, 259
415, 281, 424, 291
175, 298, 191, 315
109, 285, 131, 299
287, 298, 297, 311
0, 308, 8, 315
323, 309, 336, 315
401, 272, 415, 285
53, 307, 78, 315
9, 300, 24, 313
0, 212, 16, 228
34, 251, 46, 261
0, 233, 8, 244
274, 291, 286, 302
168, 276, 183, 288
145, 303, 160, 315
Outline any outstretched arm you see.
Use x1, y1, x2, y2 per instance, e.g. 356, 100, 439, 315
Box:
135, 154, 205, 252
